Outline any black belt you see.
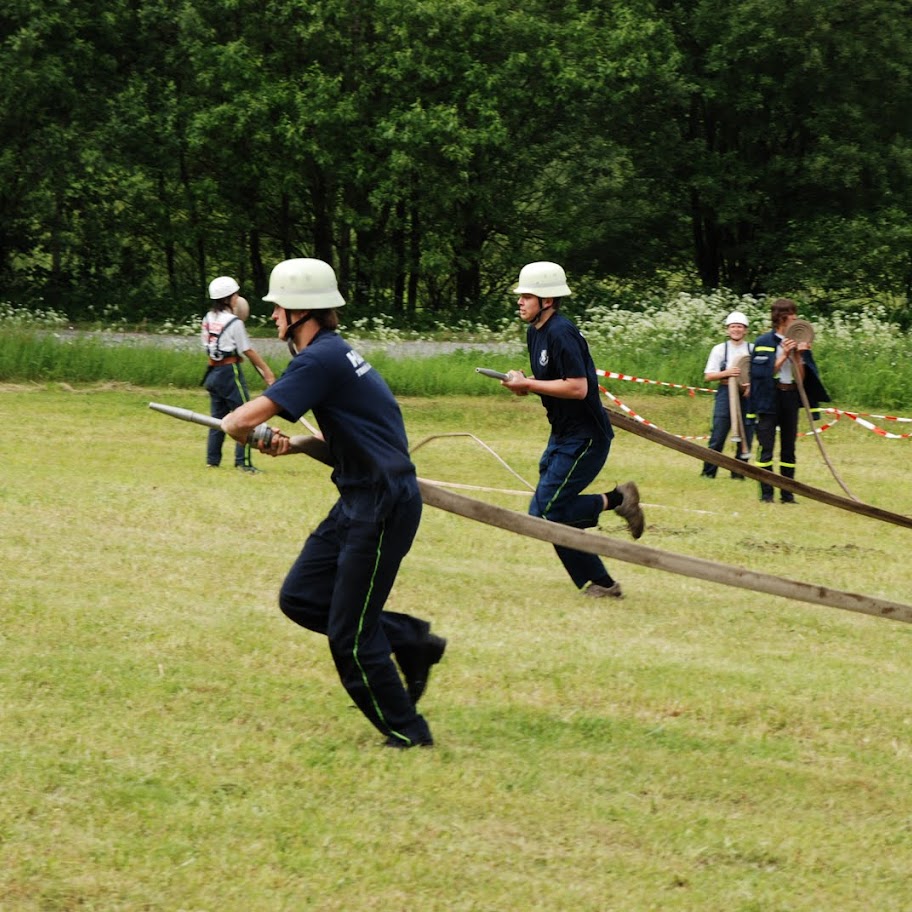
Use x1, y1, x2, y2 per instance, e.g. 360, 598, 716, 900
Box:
776, 382, 796, 391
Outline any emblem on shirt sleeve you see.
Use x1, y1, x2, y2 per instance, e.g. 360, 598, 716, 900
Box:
346, 348, 373, 377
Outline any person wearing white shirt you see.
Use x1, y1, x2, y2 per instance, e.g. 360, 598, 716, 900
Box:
700, 311, 754, 479
201, 276, 276, 472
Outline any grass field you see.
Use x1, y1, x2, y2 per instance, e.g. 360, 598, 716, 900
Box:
3, 383, 912, 911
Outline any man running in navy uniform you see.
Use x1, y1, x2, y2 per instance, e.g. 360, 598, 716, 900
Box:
223, 258, 444, 749
501, 261, 645, 598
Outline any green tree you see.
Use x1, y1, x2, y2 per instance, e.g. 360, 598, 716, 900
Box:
0, 0, 125, 308
659, 0, 912, 295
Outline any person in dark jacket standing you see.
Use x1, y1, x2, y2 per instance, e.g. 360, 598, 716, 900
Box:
749, 298, 830, 504
222, 258, 444, 749
500, 261, 644, 599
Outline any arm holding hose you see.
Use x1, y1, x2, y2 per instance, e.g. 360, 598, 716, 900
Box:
501, 370, 586, 400
222, 395, 290, 457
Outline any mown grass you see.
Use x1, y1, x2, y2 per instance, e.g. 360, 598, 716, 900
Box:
3, 381, 912, 911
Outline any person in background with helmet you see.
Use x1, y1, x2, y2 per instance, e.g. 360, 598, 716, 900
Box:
700, 311, 755, 479
501, 261, 645, 599
750, 298, 829, 504
222, 258, 444, 749
201, 276, 276, 472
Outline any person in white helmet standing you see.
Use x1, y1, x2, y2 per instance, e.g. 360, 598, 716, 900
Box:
222, 258, 444, 749
201, 276, 276, 472
700, 310, 755, 479
500, 261, 645, 599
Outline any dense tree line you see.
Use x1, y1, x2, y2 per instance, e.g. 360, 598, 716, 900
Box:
3, 0, 912, 324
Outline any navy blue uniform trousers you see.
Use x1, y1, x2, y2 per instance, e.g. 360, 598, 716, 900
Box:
701, 384, 755, 477
203, 362, 252, 467
530, 434, 610, 589
278, 493, 432, 744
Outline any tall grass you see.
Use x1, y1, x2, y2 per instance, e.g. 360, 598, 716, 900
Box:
3, 285, 912, 409
3, 388, 912, 910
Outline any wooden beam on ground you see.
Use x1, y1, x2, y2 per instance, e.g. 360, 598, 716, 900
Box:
605, 406, 912, 531
287, 434, 912, 626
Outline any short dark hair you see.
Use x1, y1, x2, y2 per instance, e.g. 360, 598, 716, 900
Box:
312, 309, 340, 331
771, 298, 796, 329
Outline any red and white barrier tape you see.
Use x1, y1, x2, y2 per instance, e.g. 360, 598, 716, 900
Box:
601, 386, 844, 440
600, 387, 710, 440
599, 368, 912, 440
597, 369, 715, 396
822, 407, 912, 423
829, 410, 912, 439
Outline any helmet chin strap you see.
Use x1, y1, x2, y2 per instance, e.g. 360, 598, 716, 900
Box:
283, 310, 313, 355
530, 297, 552, 329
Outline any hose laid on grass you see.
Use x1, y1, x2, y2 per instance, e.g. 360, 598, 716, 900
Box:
287, 433, 912, 626
605, 406, 912, 531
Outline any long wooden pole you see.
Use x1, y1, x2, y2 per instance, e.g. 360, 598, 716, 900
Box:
285, 433, 912, 626
605, 406, 912, 531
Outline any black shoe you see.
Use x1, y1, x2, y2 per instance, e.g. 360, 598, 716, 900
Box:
781, 497, 797, 504
730, 473, 745, 480
761, 496, 774, 503
400, 633, 447, 705
384, 734, 434, 749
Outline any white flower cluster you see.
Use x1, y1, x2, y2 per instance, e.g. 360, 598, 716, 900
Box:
0, 290, 905, 357
577, 289, 767, 349
822, 308, 902, 353
158, 314, 201, 336
0, 300, 70, 328
576, 289, 905, 354
342, 314, 410, 343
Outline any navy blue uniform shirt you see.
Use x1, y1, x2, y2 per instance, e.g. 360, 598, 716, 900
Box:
265, 330, 418, 520
527, 313, 613, 442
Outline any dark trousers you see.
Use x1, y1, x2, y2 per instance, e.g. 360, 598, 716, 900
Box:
530, 434, 611, 589
278, 495, 432, 743
755, 388, 800, 501
204, 363, 252, 467
701, 385, 755, 477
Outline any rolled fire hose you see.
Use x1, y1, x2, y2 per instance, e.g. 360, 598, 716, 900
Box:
785, 319, 858, 502
728, 353, 751, 459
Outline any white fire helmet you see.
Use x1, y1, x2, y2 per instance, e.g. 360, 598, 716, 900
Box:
262, 258, 346, 310
725, 311, 749, 327
511, 261, 573, 298
208, 276, 240, 300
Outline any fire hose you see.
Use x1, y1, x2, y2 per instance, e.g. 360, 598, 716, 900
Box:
785, 319, 858, 502
728, 354, 751, 458
149, 401, 912, 626
605, 405, 912, 531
